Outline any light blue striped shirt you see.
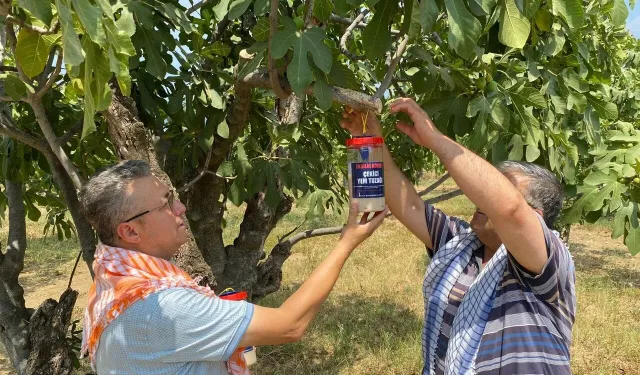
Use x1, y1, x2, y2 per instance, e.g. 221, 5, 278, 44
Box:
95, 287, 254, 375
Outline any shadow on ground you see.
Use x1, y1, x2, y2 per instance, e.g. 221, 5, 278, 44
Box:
570, 242, 640, 288
253, 286, 423, 374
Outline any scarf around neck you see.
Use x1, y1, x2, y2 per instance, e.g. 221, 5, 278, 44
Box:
422, 228, 507, 375
81, 243, 250, 375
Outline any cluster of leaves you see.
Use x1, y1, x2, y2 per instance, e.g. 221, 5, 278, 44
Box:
4, 0, 640, 253
382, 0, 640, 253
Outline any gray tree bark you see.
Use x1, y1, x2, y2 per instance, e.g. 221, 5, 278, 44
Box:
0, 181, 79, 375
0, 180, 30, 374
45, 154, 96, 273
102, 83, 216, 286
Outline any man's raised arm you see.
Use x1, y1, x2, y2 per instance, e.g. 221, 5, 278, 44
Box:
389, 98, 548, 275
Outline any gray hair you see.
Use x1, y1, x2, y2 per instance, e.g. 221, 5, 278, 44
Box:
79, 160, 152, 246
495, 161, 563, 228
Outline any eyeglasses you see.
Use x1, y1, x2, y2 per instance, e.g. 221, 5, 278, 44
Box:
123, 190, 175, 223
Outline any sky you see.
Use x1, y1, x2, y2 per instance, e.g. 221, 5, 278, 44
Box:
627, 0, 640, 38
181, 0, 640, 38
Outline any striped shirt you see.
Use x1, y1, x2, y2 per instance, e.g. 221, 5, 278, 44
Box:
423, 203, 576, 374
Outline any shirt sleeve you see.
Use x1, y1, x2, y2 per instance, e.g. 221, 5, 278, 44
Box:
145, 287, 255, 363
424, 202, 470, 257
507, 214, 574, 304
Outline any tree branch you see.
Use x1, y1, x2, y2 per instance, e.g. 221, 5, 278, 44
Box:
417, 173, 450, 197
0, 112, 49, 154
37, 48, 57, 87
5, 16, 59, 35
242, 70, 383, 113
30, 99, 84, 190
0, 66, 17, 72
392, 80, 407, 96
57, 117, 83, 146
35, 49, 62, 99
286, 226, 343, 247
176, 142, 214, 193
303, 0, 315, 26
339, 10, 368, 61
268, 0, 288, 99
0, 96, 15, 102
376, 34, 410, 98
212, 17, 230, 42
186, 0, 209, 15
330, 14, 400, 34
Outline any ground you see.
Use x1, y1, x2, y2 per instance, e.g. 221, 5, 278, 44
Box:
1, 181, 639, 374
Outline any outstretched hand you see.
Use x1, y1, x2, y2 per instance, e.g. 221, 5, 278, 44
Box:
389, 98, 441, 148
339, 203, 389, 250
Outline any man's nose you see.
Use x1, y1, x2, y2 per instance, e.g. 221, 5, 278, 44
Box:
173, 199, 187, 216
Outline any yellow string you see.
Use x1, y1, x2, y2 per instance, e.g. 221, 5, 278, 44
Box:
360, 110, 369, 134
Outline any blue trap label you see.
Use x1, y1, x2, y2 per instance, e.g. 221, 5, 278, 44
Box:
351, 162, 384, 198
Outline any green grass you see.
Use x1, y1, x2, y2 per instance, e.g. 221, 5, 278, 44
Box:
0, 208, 79, 268
2, 180, 640, 375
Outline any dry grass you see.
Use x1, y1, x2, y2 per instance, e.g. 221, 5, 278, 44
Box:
1, 179, 639, 374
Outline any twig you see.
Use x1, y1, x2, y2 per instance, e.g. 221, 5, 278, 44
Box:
0, 96, 14, 102
176, 142, 214, 193
0, 112, 50, 153
430, 32, 443, 47
186, 0, 209, 15
38, 48, 57, 87
339, 10, 368, 61
57, 118, 83, 146
268, 0, 288, 99
424, 189, 463, 204
212, 17, 230, 42
5, 16, 60, 35
35, 49, 62, 99
0, 66, 17, 72
303, 0, 315, 26
375, 34, 410, 98
286, 226, 343, 247
242, 70, 383, 113
417, 173, 450, 197
392, 80, 407, 96
277, 218, 307, 243
330, 14, 400, 34
67, 248, 83, 290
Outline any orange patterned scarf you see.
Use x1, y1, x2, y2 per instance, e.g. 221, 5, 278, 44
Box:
81, 243, 250, 374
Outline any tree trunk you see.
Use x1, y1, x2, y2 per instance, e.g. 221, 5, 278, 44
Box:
0, 180, 80, 375
24, 288, 78, 375
0, 180, 30, 374
222, 191, 293, 297
45, 154, 96, 273
102, 83, 215, 286
181, 174, 227, 286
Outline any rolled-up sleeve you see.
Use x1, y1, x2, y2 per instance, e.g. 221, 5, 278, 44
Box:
507, 214, 574, 304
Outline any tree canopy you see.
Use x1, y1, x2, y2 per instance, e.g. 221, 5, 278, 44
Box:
0, 0, 639, 370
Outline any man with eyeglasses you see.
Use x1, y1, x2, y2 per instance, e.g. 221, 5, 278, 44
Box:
78, 159, 388, 375
341, 98, 576, 375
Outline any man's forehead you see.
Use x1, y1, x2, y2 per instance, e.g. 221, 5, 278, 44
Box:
128, 175, 170, 199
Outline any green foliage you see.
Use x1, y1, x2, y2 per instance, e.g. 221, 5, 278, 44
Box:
4, 0, 640, 256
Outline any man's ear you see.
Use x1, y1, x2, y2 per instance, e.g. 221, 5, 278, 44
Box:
534, 208, 544, 218
116, 222, 142, 244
